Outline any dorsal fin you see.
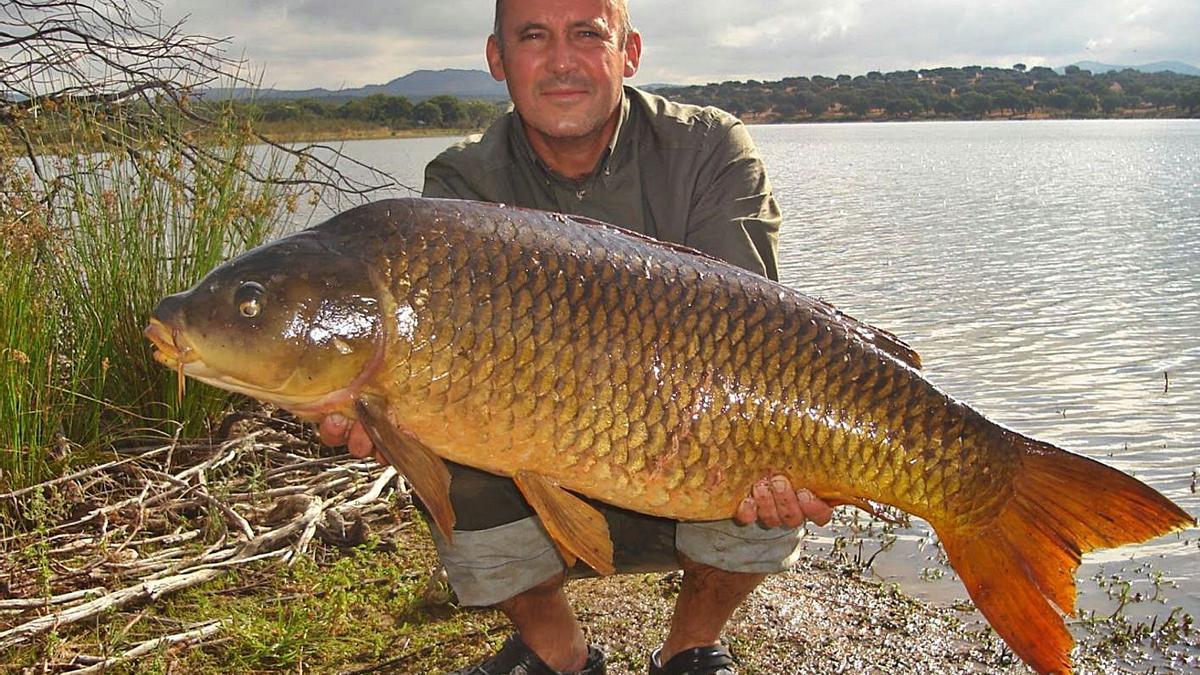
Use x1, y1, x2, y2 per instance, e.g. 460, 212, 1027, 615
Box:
818, 299, 923, 371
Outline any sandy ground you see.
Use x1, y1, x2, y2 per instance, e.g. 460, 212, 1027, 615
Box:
562, 560, 1024, 675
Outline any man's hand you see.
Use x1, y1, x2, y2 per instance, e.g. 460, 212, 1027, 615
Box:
735, 475, 833, 529
318, 414, 379, 462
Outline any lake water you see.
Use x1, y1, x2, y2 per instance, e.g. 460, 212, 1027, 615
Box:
298, 120, 1199, 663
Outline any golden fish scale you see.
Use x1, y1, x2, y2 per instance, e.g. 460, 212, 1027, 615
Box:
368, 200, 1014, 527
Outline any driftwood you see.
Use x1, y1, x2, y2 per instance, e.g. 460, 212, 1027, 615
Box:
0, 414, 410, 668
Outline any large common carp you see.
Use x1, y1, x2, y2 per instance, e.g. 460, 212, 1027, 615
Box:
146, 198, 1192, 674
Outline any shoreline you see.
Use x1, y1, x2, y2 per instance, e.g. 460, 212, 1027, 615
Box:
255, 125, 481, 145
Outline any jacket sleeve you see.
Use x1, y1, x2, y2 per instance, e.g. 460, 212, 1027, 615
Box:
422, 153, 488, 200
684, 120, 782, 281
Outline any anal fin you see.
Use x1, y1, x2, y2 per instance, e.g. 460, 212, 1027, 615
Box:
512, 470, 614, 575
355, 395, 456, 541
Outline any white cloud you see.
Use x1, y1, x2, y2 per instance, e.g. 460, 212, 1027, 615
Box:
156, 0, 1200, 89
714, 2, 863, 49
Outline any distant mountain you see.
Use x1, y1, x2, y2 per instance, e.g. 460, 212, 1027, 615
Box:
636, 82, 684, 91
204, 69, 509, 102
1060, 60, 1200, 76
362, 69, 509, 99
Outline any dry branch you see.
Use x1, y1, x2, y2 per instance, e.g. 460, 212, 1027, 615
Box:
0, 414, 410, 667
2, 0, 405, 217
69, 619, 224, 674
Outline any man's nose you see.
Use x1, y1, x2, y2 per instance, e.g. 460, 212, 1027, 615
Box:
547, 36, 579, 74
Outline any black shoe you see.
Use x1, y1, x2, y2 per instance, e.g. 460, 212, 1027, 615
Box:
648, 644, 736, 675
450, 634, 606, 674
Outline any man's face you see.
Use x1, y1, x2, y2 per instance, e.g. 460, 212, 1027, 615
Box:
487, 0, 641, 141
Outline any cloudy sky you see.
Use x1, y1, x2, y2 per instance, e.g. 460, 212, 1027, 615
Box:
158, 0, 1200, 90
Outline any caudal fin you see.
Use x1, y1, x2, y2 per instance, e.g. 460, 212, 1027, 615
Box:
937, 433, 1194, 674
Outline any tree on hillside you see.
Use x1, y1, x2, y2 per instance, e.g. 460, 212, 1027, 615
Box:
991, 88, 1023, 115
412, 100, 443, 127
1046, 92, 1073, 111
1144, 88, 1178, 108
1181, 88, 1200, 114
839, 93, 870, 116
657, 64, 1200, 124
426, 95, 468, 127
958, 92, 992, 117
338, 94, 414, 128
804, 94, 830, 117
933, 98, 961, 116
464, 99, 502, 128
1099, 90, 1124, 114
1072, 92, 1098, 113
884, 97, 920, 117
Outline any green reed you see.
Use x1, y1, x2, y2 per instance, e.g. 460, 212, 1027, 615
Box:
1, 100, 300, 490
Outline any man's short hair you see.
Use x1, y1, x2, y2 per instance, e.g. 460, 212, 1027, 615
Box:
493, 0, 633, 50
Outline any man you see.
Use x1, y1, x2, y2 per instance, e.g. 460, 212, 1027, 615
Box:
321, 1, 833, 673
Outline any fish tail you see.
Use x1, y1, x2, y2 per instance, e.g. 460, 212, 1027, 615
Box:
936, 433, 1194, 675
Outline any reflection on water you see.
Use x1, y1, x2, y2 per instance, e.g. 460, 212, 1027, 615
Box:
316, 120, 1199, 656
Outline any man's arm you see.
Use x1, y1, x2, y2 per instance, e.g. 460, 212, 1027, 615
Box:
422, 151, 488, 200
684, 120, 782, 281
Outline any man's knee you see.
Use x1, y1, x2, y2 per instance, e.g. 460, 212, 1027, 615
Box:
429, 516, 567, 607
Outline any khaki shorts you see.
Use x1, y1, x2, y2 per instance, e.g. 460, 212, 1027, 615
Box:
426, 463, 805, 607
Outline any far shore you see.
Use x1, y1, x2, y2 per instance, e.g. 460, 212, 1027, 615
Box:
257, 125, 482, 145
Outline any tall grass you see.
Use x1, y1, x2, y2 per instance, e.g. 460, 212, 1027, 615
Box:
1, 101, 301, 490
1, 169, 61, 485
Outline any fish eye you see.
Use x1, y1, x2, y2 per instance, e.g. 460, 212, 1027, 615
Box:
235, 281, 265, 318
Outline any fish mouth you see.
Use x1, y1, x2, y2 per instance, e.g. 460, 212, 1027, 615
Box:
144, 318, 196, 367
145, 317, 197, 400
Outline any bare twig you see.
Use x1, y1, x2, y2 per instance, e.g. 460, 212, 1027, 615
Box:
69, 619, 224, 674
0, 445, 172, 501
0, 415, 407, 663
0, 587, 106, 611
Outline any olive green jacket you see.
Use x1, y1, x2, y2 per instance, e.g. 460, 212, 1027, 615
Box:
422, 86, 782, 281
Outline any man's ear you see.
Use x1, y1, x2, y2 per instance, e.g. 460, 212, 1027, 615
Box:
623, 30, 642, 78
486, 34, 506, 81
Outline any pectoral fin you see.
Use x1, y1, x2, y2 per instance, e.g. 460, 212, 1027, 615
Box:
512, 470, 614, 575
355, 395, 456, 541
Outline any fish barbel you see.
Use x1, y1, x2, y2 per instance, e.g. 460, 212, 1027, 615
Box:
145, 198, 1192, 674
